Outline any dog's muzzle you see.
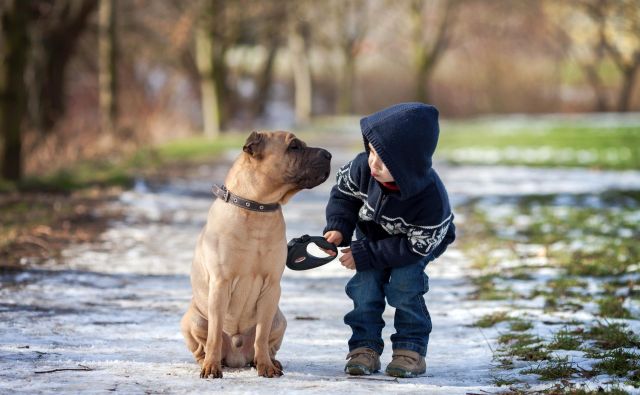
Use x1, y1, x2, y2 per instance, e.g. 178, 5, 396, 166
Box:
298, 148, 332, 189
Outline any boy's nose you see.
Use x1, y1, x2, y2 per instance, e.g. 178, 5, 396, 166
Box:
371, 157, 382, 169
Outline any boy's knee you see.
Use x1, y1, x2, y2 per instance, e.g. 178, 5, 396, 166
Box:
385, 271, 429, 306
346, 271, 385, 301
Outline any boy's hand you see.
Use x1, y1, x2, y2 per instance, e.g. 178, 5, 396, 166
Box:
323, 231, 343, 246
321, 231, 342, 256
339, 247, 355, 270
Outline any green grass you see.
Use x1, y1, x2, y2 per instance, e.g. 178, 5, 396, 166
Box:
1, 134, 245, 193
597, 296, 632, 319
460, 189, 640, 390
509, 319, 534, 332
307, 114, 640, 169
548, 327, 583, 351
584, 322, 640, 350
143, 134, 244, 162
472, 311, 510, 328
469, 274, 518, 300
438, 120, 640, 169
593, 349, 640, 377
497, 333, 550, 362
522, 357, 578, 381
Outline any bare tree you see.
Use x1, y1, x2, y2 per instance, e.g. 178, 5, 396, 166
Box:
250, 2, 287, 119
332, 0, 369, 114
581, 34, 610, 112
410, 0, 458, 103
545, 1, 610, 111
287, 2, 312, 125
30, 0, 98, 132
554, 0, 640, 112
1, 0, 30, 181
195, 1, 222, 138
99, 0, 118, 135
593, 0, 640, 112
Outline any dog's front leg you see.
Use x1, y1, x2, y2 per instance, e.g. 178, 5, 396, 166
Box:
201, 280, 231, 379
253, 283, 283, 377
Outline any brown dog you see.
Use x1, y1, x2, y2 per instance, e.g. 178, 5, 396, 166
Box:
181, 131, 331, 379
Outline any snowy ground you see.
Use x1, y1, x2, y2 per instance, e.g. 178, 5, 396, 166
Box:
2, 131, 640, 394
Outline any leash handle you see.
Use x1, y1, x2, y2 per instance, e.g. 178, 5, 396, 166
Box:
286, 235, 338, 271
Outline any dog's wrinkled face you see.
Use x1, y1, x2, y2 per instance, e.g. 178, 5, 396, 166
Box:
243, 131, 332, 190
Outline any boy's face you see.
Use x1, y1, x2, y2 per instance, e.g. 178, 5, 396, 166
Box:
368, 143, 395, 183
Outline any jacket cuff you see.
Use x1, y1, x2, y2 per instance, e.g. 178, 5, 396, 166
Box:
323, 219, 355, 247
350, 240, 374, 271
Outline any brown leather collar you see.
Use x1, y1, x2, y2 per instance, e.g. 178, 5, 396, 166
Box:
212, 184, 280, 212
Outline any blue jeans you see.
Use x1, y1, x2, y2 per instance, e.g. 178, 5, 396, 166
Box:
344, 259, 431, 356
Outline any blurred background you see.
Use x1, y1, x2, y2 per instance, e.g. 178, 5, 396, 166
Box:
1, 0, 639, 185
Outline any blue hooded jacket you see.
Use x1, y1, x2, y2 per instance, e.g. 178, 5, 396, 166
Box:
324, 102, 455, 271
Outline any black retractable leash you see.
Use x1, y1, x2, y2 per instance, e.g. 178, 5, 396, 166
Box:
286, 235, 338, 271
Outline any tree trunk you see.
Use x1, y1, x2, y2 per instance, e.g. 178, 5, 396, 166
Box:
252, 38, 279, 118
414, 47, 431, 103
99, 0, 118, 135
583, 64, 608, 112
617, 65, 638, 112
410, 0, 430, 103
337, 47, 355, 114
212, 47, 228, 129
288, 19, 312, 125
38, 1, 98, 131
410, 0, 454, 103
1, 0, 30, 181
195, 19, 221, 139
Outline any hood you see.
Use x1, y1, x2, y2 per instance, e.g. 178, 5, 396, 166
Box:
360, 102, 440, 200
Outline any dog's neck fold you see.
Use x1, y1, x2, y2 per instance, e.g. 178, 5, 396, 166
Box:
224, 157, 293, 206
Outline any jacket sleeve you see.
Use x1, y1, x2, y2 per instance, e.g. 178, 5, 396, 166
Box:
350, 213, 455, 271
323, 158, 366, 246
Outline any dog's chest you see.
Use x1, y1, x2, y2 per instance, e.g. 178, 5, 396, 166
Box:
225, 274, 272, 330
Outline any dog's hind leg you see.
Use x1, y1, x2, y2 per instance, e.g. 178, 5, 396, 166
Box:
181, 301, 208, 366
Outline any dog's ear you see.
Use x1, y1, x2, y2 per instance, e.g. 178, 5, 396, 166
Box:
243, 131, 264, 157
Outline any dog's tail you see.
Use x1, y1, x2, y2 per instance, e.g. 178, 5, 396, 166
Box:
231, 334, 243, 348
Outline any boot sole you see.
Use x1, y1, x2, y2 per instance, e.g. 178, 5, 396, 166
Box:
385, 367, 425, 378
345, 364, 380, 375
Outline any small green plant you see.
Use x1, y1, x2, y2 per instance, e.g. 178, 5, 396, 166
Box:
522, 357, 577, 381
469, 274, 515, 300
492, 375, 521, 386
498, 333, 550, 361
472, 311, 509, 328
597, 295, 632, 318
585, 322, 640, 350
593, 349, 640, 377
548, 327, 582, 350
509, 319, 533, 332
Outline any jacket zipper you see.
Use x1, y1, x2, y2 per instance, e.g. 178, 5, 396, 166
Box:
374, 193, 388, 222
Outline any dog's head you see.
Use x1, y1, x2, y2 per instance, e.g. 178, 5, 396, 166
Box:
242, 130, 332, 191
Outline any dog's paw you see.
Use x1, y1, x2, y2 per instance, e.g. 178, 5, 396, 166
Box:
200, 360, 223, 379
255, 358, 283, 378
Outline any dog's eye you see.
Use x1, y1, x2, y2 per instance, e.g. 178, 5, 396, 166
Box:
289, 141, 300, 150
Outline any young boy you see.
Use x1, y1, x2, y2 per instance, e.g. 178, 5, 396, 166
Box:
323, 102, 455, 378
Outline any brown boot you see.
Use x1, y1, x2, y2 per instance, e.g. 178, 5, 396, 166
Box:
344, 347, 381, 375
385, 349, 426, 378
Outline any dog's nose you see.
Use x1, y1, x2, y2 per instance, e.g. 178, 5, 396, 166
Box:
319, 149, 332, 160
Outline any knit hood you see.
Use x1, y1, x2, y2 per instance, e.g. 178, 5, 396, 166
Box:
360, 102, 440, 200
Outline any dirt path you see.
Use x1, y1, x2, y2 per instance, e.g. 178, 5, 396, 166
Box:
2, 130, 640, 394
